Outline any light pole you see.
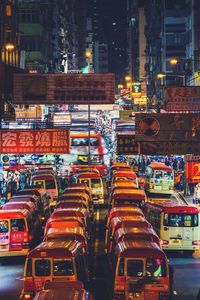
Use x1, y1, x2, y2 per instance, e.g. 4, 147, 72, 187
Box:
85, 50, 92, 165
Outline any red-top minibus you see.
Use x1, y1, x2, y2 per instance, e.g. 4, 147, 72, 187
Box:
145, 200, 200, 252
113, 241, 170, 300
22, 240, 89, 300
110, 188, 147, 209
0, 209, 41, 257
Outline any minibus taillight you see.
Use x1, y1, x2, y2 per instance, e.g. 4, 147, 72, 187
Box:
192, 240, 200, 246
113, 290, 125, 300
28, 234, 33, 241
114, 276, 125, 291
160, 240, 169, 246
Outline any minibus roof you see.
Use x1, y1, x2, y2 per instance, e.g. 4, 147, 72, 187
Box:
9, 196, 37, 205
145, 201, 199, 214
32, 174, 56, 180
59, 193, 89, 201
148, 162, 173, 171
2, 201, 35, 212
46, 227, 85, 236
77, 172, 101, 179
115, 227, 160, 244
110, 216, 151, 229
111, 180, 137, 189
110, 163, 130, 169
0, 209, 31, 218
55, 202, 88, 210
16, 189, 41, 197
116, 241, 166, 259
113, 171, 137, 178
45, 217, 84, 229
112, 189, 146, 200
28, 240, 82, 258
52, 208, 88, 218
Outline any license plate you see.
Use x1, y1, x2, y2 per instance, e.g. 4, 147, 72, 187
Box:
0, 245, 7, 249
154, 186, 162, 190
172, 239, 181, 244
128, 292, 141, 299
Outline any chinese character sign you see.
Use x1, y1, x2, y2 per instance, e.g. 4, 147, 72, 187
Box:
0, 129, 70, 154
186, 161, 200, 184
14, 73, 115, 104
165, 87, 200, 111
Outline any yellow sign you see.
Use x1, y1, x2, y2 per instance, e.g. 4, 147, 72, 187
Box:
134, 96, 147, 106
119, 110, 135, 119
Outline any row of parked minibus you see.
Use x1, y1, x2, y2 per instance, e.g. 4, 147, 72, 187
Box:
106, 162, 171, 300
21, 166, 96, 300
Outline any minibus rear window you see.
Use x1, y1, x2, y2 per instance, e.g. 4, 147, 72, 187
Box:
46, 180, 56, 189
0, 220, 9, 233
35, 259, 51, 276
146, 258, 167, 277
164, 213, 198, 227
11, 219, 26, 232
53, 259, 74, 276
127, 260, 143, 277
91, 178, 101, 188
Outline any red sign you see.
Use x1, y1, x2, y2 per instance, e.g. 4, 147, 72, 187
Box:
165, 87, 200, 111
186, 161, 200, 184
0, 129, 70, 154
13, 73, 115, 104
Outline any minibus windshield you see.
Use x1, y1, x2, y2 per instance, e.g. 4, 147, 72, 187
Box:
164, 213, 198, 227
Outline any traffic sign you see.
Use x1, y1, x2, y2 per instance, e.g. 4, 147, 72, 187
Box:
2, 155, 10, 163
31, 154, 39, 161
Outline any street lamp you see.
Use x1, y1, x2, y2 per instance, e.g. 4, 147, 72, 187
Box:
85, 50, 92, 165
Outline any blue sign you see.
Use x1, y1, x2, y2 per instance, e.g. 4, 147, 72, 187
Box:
31, 154, 39, 161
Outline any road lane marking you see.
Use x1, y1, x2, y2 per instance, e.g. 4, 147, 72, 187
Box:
94, 209, 100, 253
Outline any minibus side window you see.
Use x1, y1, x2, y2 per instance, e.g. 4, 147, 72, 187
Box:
25, 259, 32, 277
53, 259, 74, 276
127, 260, 143, 277
146, 258, 167, 277
35, 259, 51, 276
0, 220, 9, 233
117, 257, 124, 276
11, 219, 26, 232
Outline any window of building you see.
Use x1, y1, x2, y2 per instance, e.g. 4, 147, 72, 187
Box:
20, 36, 41, 51
18, 9, 39, 23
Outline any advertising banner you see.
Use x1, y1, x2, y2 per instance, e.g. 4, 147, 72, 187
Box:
186, 161, 200, 184
0, 129, 70, 154
135, 113, 200, 142
14, 73, 115, 104
165, 86, 200, 111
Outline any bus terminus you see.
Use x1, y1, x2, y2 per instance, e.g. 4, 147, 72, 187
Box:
145, 162, 174, 195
